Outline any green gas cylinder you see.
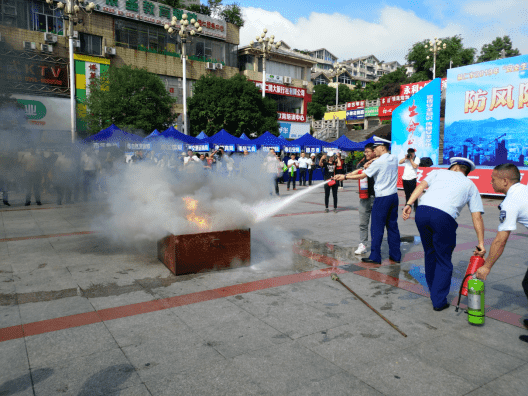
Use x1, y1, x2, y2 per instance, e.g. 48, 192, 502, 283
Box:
467, 277, 485, 325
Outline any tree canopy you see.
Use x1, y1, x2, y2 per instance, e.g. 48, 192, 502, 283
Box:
187, 74, 278, 137
83, 65, 176, 136
159, 0, 244, 27
406, 35, 476, 80
477, 36, 520, 63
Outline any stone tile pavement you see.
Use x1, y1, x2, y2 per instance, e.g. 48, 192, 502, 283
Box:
0, 182, 527, 395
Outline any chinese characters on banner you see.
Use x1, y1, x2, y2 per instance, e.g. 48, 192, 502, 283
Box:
444, 54, 528, 167
261, 145, 280, 152
236, 145, 257, 152
254, 81, 306, 98
399, 78, 447, 97
278, 112, 306, 122
189, 144, 210, 151
284, 146, 301, 153
85, 62, 100, 98
160, 144, 184, 151
346, 109, 365, 120
346, 101, 365, 110
304, 146, 321, 153
377, 104, 399, 119
126, 143, 152, 150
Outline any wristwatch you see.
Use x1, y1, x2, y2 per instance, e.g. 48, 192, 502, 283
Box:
344, 175, 347, 180
405, 204, 412, 208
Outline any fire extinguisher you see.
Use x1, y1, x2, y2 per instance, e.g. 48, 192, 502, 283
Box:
460, 255, 485, 296
467, 277, 485, 325
358, 170, 369, 199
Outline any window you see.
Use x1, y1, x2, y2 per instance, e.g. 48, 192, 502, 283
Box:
313, 74, 328, 85
115, 18, 177, 53
338, 73, 352, 85
80, 33, 102, 56
261, 60, 303, 80
239, 54, 254, 71
268, 93, 303, 113
29, 0, 63, 34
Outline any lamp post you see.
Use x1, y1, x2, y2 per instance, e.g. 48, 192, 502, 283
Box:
165, 14, 202, 136
45, 0, 95, 143
248, 29, 282, 98
424, 38, 446, 80
329, 64, 346, 107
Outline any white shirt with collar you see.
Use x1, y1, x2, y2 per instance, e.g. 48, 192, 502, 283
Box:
498, 183, 528, 232
184, 155, 200, 164
298, 157, 310, 169
419, 169, 484, 220
402, 156, 420, 180
364, 152, 398, 197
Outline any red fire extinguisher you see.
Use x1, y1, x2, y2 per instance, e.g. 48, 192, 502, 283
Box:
460, 254, 485, 297
358, 170, 369, 199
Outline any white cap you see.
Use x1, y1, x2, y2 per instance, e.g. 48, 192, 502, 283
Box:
327, 151, 334, 156
449, 157, 476, 172
311, 153, 316, 156
372, 137, 391, 147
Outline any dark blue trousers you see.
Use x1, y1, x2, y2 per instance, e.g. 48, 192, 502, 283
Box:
369, 193, 401, 262
415, 205, 458, 308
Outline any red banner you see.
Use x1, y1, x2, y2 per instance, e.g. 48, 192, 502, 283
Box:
253, 81, 306, 98
397, 166, 528, 195
278, 112, 306, 122
400, 78, 447, 97
346, 100, 365, 110
378, 104, 399, 118
380, 95, 408, 106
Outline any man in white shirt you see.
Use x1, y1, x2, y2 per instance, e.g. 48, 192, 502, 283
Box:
474, 164, 528, 343
402, 157, 485, 311
298, 152, 311, 187
399, 148, 420, 212
183, 149, 200, 166
308, 153, 317, 185
264, 149, 282, 195
287, 153, 299, 191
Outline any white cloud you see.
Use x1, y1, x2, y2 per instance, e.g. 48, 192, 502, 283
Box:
239, 3, 527, 65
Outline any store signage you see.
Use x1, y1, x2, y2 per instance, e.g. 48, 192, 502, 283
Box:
266, 74, 283, 84
254, 81, 306, 98
380, 96, 407, 106
346, 101, 365, 110
278, 112, 306, 123
346, 109, 365, 120
378, 104, 399, 118
94, 0, 226, 40
400, 78, 446, 97
364, 106, 379, 117
14, 94, 70, 130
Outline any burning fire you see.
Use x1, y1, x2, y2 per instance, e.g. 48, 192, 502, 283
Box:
182, 197, 210, 230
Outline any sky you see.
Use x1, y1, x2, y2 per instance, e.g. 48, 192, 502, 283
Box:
236, 0, 528, 64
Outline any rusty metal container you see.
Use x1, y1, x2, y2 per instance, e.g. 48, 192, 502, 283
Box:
157, 229, 251, 275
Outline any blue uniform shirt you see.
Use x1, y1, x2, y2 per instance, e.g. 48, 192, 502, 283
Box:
420, 169, 484, 220
364, 153, 398, 197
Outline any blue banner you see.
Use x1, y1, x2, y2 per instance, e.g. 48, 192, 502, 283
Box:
346, 109, 365, 120
261, 145, 280, 152
391, 78, 441, 166
304, 146, 321, 154
284, 145, 301, 153
189, 143, 210, 152
443, 55, 528, 166
236, 144, 257, 152
279, 122, 291, 139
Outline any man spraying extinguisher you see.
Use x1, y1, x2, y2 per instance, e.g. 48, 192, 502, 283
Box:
475, 163, 528, 343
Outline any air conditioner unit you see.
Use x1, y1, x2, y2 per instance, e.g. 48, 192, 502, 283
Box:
72, 31, 79, 39
283, 76, 292, 84
302, 80, 308, 86
205, 62, 215, 70
40, 44, 53, 53
104, 46, 116, 55
23, 41, 36, 50
44, 33, 58, 43
215, 63, 223, 70
72, 39, 81, 48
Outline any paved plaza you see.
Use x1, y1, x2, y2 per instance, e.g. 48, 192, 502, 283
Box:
1, 182, 527, 396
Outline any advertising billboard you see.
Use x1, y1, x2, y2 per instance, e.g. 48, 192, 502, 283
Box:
443, 54, 528, 167
391, 78, 441, 166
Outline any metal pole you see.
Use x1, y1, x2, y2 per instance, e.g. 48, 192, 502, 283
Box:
335, 77, 338, 107
68, 11, 76, 143
262, 53, 266, 98
433, 43, 436, 80
182, 37, 187, 135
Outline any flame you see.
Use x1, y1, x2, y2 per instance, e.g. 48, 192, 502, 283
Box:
182, 197, 210, 230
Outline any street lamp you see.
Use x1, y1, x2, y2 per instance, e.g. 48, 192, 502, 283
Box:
248, 29, 282, 98
329, 64, 347, 107
424, 37, 446, 80
45, 0, 96, 143
165, 14, 202, 136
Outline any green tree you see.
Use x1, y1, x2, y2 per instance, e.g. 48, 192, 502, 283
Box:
83, 65, 176, 136
307, 84, 335, 120
220, 3, 244, 27
406, 35, 476, 80
477, 36, 520, 63
159, 0, 183, 8
187, 4, 211, 15
188, 74, 278, 136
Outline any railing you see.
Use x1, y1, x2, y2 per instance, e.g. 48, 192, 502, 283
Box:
326, 104, 347, 112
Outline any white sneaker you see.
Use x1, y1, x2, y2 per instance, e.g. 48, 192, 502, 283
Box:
355, 243, 367, 255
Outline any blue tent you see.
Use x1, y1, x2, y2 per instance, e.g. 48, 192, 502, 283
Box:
348, 136, 379, 150
332, 135, 363, 151
196, 131, 208, 139
144, 129, 161, 140
288, 133, 337, 154
162, 126, 209, 151
83, 124, 144, 148
207, 129, 256, 152
252, 131, 284, 151
239, 133, 251, 141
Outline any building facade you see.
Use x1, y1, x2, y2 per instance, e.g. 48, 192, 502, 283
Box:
343, 55, 401, 81
0, 0, 240, 139
307, 48, 338, 72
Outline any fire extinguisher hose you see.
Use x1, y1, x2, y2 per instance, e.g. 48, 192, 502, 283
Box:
455, 273, 475, 312
331, 273, 407, 337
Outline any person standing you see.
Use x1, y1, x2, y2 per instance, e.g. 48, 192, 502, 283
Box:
287, 153, 299, 191
335, 138, 401, 264
298, 152, 310, 187
399, 148, 420, 212
402, 157, 485, 311
21, 149, 43, 206
335, 152, 346, 189
474, 163, 528, 342
81, 151, 99, 202
319, 152, 339, 213
264, 149, 281, 196
308, 153, 317, 185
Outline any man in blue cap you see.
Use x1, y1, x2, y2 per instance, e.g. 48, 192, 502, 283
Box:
335, 137, 401, 264
402, 157, 485, 311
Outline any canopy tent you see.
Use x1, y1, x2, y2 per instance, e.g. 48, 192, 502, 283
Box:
162, 126, 209, 151
83, 124, 145, 149
144, 129, 161, 140
239, 133, 251, 141
332, 135, 363, 151
288, 133, 338, 154
348, 136, 378, 150
207, 129, 256, 152
196, 131, 208, 139
251, 131, 284, 151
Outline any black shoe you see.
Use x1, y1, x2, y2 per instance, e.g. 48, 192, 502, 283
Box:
523, 319, 528, 328
25, 202, 30, 206
324, 208, 329, 213
361, 258, 381, 264
519, 335, 528, 343
389, 257, 401, 263
3, 201, 10, 206
433, 303, 450, 312
36, 201, 42, 206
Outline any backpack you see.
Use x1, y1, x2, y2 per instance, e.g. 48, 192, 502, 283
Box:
419, 157, 433, 167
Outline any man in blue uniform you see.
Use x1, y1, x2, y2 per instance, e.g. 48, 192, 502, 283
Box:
402, 157, 485, 311
335, 138, 401, 264
474, 163, 528, 343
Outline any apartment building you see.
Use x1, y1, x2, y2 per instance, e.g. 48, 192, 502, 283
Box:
343, 55, 401, 81
307, 48, 338, 72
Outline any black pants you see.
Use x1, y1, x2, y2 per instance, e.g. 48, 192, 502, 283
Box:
403, 178, 418, 210
274, 176, 279, 195
308, 168, 315, 185
25, 171, 42, 204
523, 267, 528, 302
83, 171, 97, 201
299, 168, 307, 186
335, 168, 345, 187
287, 172, 296, 189
324, 183, 338, 209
